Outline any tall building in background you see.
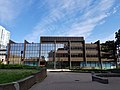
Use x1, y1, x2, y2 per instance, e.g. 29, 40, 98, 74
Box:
0, 26, 10, 64
0, 26, 10, 49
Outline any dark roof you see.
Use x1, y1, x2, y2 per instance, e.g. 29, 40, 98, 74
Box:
40, 36, 84, 43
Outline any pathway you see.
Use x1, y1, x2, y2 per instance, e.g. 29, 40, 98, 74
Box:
29, 72, 120, 90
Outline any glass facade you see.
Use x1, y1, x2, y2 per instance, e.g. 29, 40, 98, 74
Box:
41, 43, 66, 68
9, 43, 24, 64
24, 43, 40, 66
8, 42, 43, 66
7, 37, 116, 69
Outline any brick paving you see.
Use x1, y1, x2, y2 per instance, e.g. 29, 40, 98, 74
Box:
29, 72, 120, 90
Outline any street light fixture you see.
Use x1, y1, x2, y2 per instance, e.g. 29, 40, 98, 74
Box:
21, 51, 23, 64
13, 55, 14, 64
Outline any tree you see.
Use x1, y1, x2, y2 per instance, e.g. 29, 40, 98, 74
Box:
101, 40, 117, 68
101, 40, 115, 53
115, 29, 120, 68
115, 29, 120, 45
101, 40, 116, 58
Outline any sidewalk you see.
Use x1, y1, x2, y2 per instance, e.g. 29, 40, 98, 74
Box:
47, 69, 71, 72
29, 72, 120, 90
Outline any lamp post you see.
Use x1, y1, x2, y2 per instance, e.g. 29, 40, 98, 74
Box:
21, 51, 23, 64
13, 55, 14, 64
61, 59, 63, 69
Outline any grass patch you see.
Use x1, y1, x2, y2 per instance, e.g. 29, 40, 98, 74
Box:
0, 64, 41, 70
0, 69, 39, 84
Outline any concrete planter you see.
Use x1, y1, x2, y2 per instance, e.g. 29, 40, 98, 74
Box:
17, 76, 36, 90
92, 75, 108, 84
92, 73, 120, 84
0, 83, 16, 90
0, 69, 47, 90
110, 69, 120, 73
33, 68, 47, 83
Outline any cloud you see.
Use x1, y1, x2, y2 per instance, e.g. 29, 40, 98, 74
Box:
0, 0, 32, 24
100, 33, 115, 43
66, 14, 108, 37
24, 0, 117, 42
112, 5, 120, 14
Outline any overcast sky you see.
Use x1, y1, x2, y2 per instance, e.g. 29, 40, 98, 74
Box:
0, 0, 120, 43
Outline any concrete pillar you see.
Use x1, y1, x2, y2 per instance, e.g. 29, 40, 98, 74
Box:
7, 41, 11, 64
54, 41, 56, 69
83, 40, 87, 67
23, 40, 27, 64
38, 43, 41, 66
7, 40, 16, 64
68, 41, 71, 69
97, 40, 102, 69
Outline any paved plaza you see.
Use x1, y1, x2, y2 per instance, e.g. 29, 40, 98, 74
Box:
30, 71, 120, 90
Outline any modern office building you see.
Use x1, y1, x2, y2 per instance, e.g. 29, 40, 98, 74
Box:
7, 36, 116, 69
0, 26, 10, 64
41, 37, 102, 69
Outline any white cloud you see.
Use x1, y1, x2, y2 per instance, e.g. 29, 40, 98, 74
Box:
112, 5, 120, 14
0, 0, 32, 24
24, 0, 117, 42
66, 14, 108, 36
99, 20, 106, 25
100, 33, 115, 43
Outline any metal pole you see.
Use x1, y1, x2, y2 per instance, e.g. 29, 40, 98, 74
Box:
21, 51, 23, 64
13, 55, 14, 64
20, 51, 22, 64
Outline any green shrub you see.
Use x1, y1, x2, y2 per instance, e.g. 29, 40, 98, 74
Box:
71, 68, 109, 73
0, 64, 41, 70
0, 64, 4, 69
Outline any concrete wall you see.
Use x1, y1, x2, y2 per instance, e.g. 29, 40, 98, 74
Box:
0, 83, 16, 90
0, 68, 47, 90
